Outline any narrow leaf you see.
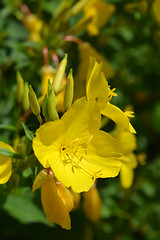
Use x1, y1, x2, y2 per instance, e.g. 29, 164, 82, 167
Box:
22, 122, 34, 141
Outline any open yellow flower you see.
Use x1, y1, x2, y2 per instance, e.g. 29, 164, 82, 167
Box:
33, 97, 122, 193
113, 128, 137, 188
0, 141, 14, 184
32, 169, 73, 229
86, 58, 136, 133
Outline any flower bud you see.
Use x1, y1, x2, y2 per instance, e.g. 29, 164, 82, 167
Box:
82, 185, 102, 222
53, 54, 67, 93
48, 89, 59, 121
63, 69, 74, 111
28, 85, 40, 116
23, 82, 30, 112
42, 94, 50, 122
17, 71, 24, 103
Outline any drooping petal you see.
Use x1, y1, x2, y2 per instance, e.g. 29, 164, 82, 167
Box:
61, 97, 101, 144
99, 102, 136, 133
41, 179, 71, 230
32, 169, 50, 192
0, 141, 13, 184
120, 165, 134, 189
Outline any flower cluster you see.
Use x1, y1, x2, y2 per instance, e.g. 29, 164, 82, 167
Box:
0, 54, 139, 229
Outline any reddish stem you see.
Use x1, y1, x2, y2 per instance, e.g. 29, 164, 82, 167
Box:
51, 51, 59, 68
47, 168, 50, 175
64, 35, 84, 45
19, 3, 31, 15
43, 46, 49, 66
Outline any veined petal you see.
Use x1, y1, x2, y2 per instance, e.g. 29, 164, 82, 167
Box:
0, 141, 13, 184
61, 97, 101, 144
120, 165, 134, 189
41, 179, 71, 230
49, 157, 95, 193
99, 102, 136, 133
86, 62, 109, 103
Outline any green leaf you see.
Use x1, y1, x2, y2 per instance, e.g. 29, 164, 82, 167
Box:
3, 193, 53, 226
22, 122, 34, 141
0, 148, 20, 158
0, 123, 16, 131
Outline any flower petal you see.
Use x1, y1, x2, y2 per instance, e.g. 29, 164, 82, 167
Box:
86, 61, 109, 103
41, 179, 71, 230
120, 165, 134, 189
99, 102, 136, 133
0, 141, 13, 184
61, 97, 101, 144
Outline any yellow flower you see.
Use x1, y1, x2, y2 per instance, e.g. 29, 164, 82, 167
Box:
83, 0, 116, 36
33, 97, 122, 193
114, 128, 137, 188
75, 42, 115, 99
32, 169, 73, 230
0, 141, 14, 184
86, 59, 136, 133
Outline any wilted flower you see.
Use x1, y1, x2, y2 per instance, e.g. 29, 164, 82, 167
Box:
33, 97, 122, 193
32, 169, 74, 230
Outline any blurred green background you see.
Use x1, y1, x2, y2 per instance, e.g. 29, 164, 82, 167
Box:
0, 0, 160, 239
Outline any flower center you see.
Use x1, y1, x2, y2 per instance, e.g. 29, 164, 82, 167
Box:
60, 138, 95, 180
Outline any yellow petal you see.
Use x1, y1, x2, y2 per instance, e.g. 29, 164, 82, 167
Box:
56, 182, 74, 212
0, 141, 13, 184
86, 61, 109, 103
120, 165, 134, 189
61, 97, 101, 143
152, 0, 160, 25
41, 179, 71, 230
33, 120, 63, 168
99, 102, 136, 133
32, 169, 51, 192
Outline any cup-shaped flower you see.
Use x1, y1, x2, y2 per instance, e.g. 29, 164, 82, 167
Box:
32, 169, 73, 230
0, 141, 14, 184
33, 97, 122, 193
86, 59, 136, 133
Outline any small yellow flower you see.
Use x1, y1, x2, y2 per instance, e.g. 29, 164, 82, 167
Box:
86, 58, 136, 133
0, 141, 14, 184
33, 97, 122, 193
32, 169, 73, 230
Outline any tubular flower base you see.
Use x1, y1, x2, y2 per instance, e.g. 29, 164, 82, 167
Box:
86, 58, 136, 133
0, 141, 14, 184
33, 97, 122, 193
32, 169, 73, 230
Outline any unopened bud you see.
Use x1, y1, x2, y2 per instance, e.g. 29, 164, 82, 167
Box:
63, 69, 74, 111
17, 71, 24, 103
42, 94, 50, 122
48, 90, 59, 121
53, 54, 67, 93
28, 85, 40, 116
23, 82, 30, 112
16, 142, 26, 158
82, 185, 102, 222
